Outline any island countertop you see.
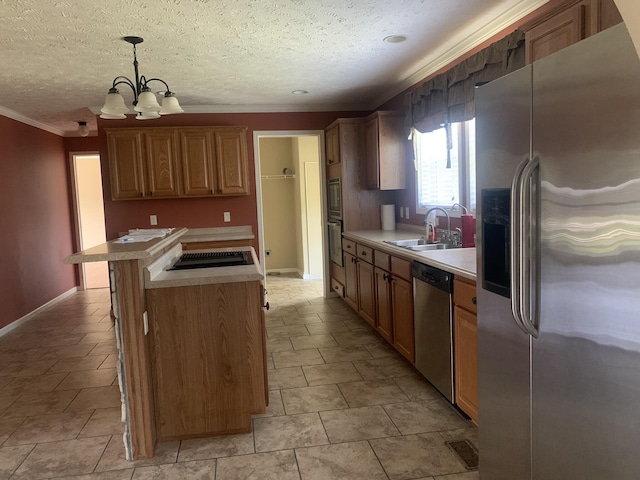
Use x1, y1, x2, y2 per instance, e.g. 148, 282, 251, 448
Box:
343, 230, 477, 281
64, 228, 188, 263
144, 246, 264, 289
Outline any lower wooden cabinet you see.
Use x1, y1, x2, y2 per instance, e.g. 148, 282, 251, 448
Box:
357, 259, 376, 327
147, 281, 266, 440
454, 306, 478, 424
391, 275, 415, 363
344, 251, 358, 310
374, 267, 393, 343
453, 277, 478, 424
342, 239, 415, 364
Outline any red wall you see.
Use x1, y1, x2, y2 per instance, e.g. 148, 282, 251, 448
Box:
0, 116, 77, 329
97, 111, 362, 239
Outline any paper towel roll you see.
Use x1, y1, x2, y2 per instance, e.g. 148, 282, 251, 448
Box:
381, 204, 396, 231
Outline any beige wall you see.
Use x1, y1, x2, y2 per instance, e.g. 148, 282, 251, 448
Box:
615, 0, 640, 58
75, 155, 109, 288
295, 137, 323, 279
260, 138, 298, 272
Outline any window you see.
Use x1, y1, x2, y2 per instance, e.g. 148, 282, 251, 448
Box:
414, 119, 476, 214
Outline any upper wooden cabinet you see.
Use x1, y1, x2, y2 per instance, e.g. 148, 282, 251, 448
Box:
214, 129, 249, 195
180, 129, 216, 196
107, 130, 146, 199
523, 0, 622, 63
363, 112, 406, 190
145, 130, 181, 198
107, 126, 250, 200
326, 124, 341, 167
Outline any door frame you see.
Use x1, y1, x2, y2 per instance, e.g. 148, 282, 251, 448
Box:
68, 151, 104, 291
253, 130, 329, 295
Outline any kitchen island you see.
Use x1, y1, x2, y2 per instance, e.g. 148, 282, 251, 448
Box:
64, 227, 267, 460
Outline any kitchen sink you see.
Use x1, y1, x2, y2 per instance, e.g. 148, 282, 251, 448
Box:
383, 238, 459, 251
383, 238, 426, 247
405, 243, 458, 251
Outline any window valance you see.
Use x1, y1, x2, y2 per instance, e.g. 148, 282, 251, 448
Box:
404, 29, 526, 136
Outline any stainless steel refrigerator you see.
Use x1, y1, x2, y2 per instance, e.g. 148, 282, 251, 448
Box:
475, 24, 640, 480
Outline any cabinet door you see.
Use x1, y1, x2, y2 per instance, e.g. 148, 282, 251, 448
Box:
525, 4, 584, 63
179, 129, 216, 196
357, 260, 376, 327
375, 267, 393, 343
364, 117, 380, 189
214, 128, 249, 195
107, 130, 145, 199
392, 276, 415, 363
326, 124, 341, 166
344, 252, 358, 311
145, 130, 180, 198
454, 305, 478, 424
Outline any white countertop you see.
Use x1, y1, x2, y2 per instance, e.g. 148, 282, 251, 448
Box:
344, 230, 477, 281
144, 246, 264, 289
64, 228, 188, 264
179, 226, 255, 244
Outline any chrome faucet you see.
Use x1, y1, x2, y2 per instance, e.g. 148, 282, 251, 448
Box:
451, 203, 468, 214
424, 207, 451, 244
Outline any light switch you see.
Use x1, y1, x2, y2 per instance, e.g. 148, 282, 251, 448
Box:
405, 207, 410, 219
150, 215, 157, 226
399, 207, 404, 219
224, 212, 231, 222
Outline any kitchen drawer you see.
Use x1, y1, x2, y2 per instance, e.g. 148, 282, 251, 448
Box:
390, 256, 412, 281
374, 250, 390, 270
331, 278, 345, 298
343, 239, 356, 255
454, 277, 477, 314
357, 245, 374, 263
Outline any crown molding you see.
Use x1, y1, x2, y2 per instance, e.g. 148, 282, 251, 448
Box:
89, 102, 370, 116
0, 106, 65, 136
370, 0, 549, 109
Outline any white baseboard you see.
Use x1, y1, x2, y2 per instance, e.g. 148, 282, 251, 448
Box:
0, 287, 78, 338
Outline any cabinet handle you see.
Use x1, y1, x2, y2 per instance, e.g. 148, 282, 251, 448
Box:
472, 297, 477, 305
382, 273, 388, 281
263, 301, 270, 311
361, 251, 367, 256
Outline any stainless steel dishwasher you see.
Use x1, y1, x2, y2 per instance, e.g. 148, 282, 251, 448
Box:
412, 261, 454, 402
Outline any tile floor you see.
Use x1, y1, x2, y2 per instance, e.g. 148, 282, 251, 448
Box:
0, 274, 478, 480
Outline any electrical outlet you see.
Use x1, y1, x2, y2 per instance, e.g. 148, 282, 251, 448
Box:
143, 311, 149, 335
149, 215, 157, 226
265, 250, 272, 257
224, 212, 231, 222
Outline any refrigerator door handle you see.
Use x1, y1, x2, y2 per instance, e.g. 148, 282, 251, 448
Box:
518, 156, 540, 338
510, 157, 529, 334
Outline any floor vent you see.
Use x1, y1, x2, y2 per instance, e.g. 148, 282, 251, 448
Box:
446, 439, 479, 470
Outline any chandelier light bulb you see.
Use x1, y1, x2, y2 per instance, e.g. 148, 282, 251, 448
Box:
100, 37, 183, 120
77, 121, 90, 137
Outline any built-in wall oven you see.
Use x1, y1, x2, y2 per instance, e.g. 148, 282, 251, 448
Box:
328, 220, 343, 266
328, 178, 342, 220
327, 178, 343, 266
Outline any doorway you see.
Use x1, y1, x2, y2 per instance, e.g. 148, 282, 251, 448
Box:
71, 153, 109, 289
254, 131, 327, 292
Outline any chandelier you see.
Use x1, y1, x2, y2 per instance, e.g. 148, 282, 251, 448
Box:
100, 36, 183, 120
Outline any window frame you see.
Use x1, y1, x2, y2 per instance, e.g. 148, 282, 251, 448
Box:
414, 119, 475, 217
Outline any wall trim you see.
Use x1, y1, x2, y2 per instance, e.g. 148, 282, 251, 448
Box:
0, 106, 66, 136
0, 287, 78, 338
371, 0, 550, 109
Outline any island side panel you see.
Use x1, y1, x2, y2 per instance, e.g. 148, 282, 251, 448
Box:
115, 259, 157, 459
247, 280, 267, 413
147, 281, 262, 441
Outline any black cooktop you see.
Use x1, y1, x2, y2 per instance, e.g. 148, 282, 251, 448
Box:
169, 251, 254, 270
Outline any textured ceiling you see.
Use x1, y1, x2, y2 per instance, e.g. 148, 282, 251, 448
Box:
0, 0, 546, 136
